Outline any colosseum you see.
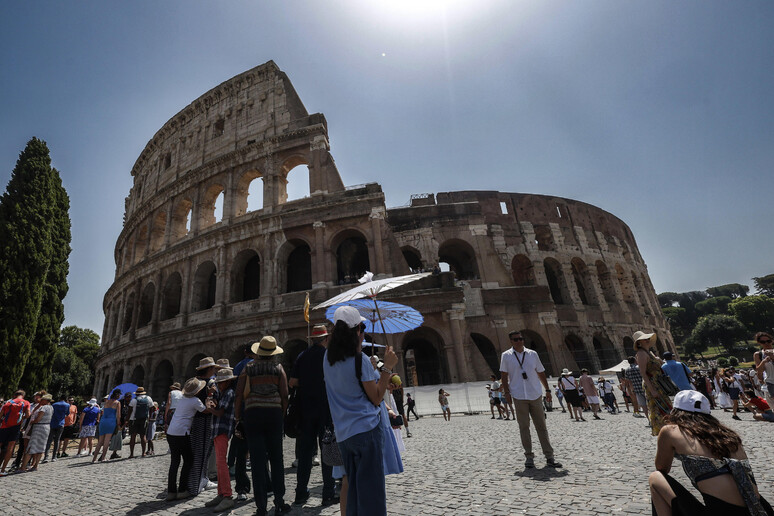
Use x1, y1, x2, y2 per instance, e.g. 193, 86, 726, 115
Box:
94, 61, 674, 401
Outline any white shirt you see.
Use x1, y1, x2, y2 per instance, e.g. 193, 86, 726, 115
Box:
169, 390, 183, 410
499, 347, 546, 401
598, 381, 614, 395
166, 396, 205, 436
128, 395, 154, 420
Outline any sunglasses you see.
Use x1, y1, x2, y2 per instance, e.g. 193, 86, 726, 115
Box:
510, 337, 524, 342
759, 339, 772, 344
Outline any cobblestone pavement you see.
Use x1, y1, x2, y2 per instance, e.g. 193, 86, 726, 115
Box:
2, 407, 772, 515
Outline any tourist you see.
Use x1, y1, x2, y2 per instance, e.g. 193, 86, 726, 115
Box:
438, 389, 451, 421
42, 394, 71, 463
722, 368, 745, 421
322, 305, 399, 516
598, 377, 617, 414
13, 390, 44, 471
753, 331, 774, 408
91, 392, 117, 461
488, 375, 504, 419
20, 393, 53, 472
554, 384, 566, 413
648, 390, 774, 515
127, 386, 153, 458
165, 382, 183, 431
188, 357, 218, 495
0, 390, 30, 476
228, 343, 254, 502
203, 367, 237, 512
146, 402, 158, 456
390, 373, 411, 437
625, 356, 649, 419
742, 390, 774, 422
76, 398, 102, 462
290, 323, 337, 507
166, 378, 214, 502
660, 352, 694, 391
58, 397, 78, 458
405, 393, 419, 421
500, 330, 562, 469
558, 369, 584, 422
234, 337, 291, 516
579, 369, 602, 420
634, 331, 672, 436
713, 367, 733, 410
617, 370, 635, 414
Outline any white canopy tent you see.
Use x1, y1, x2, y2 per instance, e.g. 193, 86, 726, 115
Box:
599, 359, 631, 375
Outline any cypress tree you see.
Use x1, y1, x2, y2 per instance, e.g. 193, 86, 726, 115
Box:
19, 169, 71, 392
0, 138, 56, 396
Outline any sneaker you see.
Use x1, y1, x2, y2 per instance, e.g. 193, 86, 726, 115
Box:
732, 415, 741, 420
204, 480, 218, 491
322, 495, 340, 506
0, 471, 7, 477
546, 458, 563, 468
165, 492, 177, 502
291, 459, 299, 468
236, 493, 248, 502
213, 497, 235, 512
524, 459, 535, 469
177, 491, 191, 500
293, 491, 310, 505
40, 458, 49, 464
312, 456, 320, 466
275, 502, 292, 514
490, 416, 495, 419
51, 457, 57, 462
61, 452, 69, 457
205, 495, 224, 507
406, 431, 412, 438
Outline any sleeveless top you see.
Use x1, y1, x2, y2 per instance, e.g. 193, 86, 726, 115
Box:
244, 359, 282, 411
676, 453, 768, 515
755, 351, 774, 385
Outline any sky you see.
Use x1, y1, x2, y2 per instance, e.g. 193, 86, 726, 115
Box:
1, 1, 773, 337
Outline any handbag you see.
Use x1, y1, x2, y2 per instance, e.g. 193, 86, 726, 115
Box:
320, 424, 343, 466
283, 388, 300, 439
109, 429, 123, 451
389, 414, 404, 428
655, 373, 679, 397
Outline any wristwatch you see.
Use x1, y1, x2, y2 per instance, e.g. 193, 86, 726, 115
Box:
379, 365, 392, 374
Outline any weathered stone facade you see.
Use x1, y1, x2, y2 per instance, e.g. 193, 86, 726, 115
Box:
95, 61, 673, 400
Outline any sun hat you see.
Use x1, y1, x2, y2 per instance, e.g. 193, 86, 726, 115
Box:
632, 331, 656, 350
169, 382, 181, 391
216, 359, 231, 369
561, 368, 571, 376
195, 357, 217, 371
215, 368, 236, 383
183, 378, 206, 398
672, 390, 711, 415
40, 394, 53, 402
87, 398, 98, 406
251, 336, 284, 357
308, 324, 330, 339
333, 305, 367, 329
135, 387, 146, 395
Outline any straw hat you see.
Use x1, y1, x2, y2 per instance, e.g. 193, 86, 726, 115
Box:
135, 387, 146, 395
195, 357, 217, 371
169, 382, 181, 391
561, 368, 571, 376
215, 368, 236, 383
632, 331, 656, 351
308, 324, 330, 339
183, 378, 206, 398
216, 359, 231, 369
40, 394, 53, 402
251, 336, 284, 357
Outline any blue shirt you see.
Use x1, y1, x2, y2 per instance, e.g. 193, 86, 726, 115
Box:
661, 360, 693, 391
211, 387, 236, 438
50, 401, 70, 429
82, 405, 101, 426
233, 357, 252, 378
323, 352, 380, 442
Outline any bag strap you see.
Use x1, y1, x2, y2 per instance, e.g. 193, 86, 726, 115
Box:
355, 351, 367, 396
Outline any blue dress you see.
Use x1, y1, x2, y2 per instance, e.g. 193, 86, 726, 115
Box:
99, 406, 117, 436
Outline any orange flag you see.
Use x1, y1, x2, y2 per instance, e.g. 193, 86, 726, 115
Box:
303, 292, 310, 323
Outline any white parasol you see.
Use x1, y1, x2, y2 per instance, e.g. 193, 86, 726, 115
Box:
313, 271, 432, 309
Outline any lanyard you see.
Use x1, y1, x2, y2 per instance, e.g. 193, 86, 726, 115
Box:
515, 350, 526, 371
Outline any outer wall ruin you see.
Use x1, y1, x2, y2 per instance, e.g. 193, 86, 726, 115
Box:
94, 61, 674, 400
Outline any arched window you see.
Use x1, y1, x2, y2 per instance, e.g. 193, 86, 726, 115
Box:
122, 293, 135, 334
470, 333, 500, 376
149, 210, 166, 253
632, 272, 650, 311
438, 239, 479, 280
199, 184, 225, 230
231, 250, 261, 302
133, 225, 148, 264
511, 254, 535, 286
335, 233, 370, 284
171, 198, 193, 241
185, 354, 208, 379
520, 329, 553, 376
593, 334, 619, 370
161, 272, 182, 320
402, 328, 448, 386
543, 258, 566, 305
401, 247, 423, 272
138, 282, 155, 327
286, 243, 312, 293
534, 225, 554, 251
284, 164, 310, 202
152, 360, 174, 401
595, 261, 617, 304
111, 301, 121, 338
192, 261, 217, 312
564, 334, 594, 373
130, 365, 145, 386
571, 258, 595, 305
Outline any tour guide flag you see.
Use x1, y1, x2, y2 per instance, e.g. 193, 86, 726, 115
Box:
303, 292, 310, 323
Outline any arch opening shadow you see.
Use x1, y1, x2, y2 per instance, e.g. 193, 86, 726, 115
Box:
470, 333, 499, 376
564, 334, 594, 374
520, 329, 553, 377
152, 360, 174, 401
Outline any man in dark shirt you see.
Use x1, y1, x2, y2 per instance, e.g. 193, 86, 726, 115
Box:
290, 324, 336, 507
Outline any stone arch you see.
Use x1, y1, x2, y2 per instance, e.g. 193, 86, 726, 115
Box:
171, 197, 193, 241
231, 249, 261, 302
161, 272, 182, 320
595, 260, 617, 304
280, 339, 308, 373
571, 257, 594, 305
113, 369, 124, 387
615, 264, 635, 304
101, 375, 110, 397
122, 292, 136, 334
533, 225, 555, 251
138, 282, 155, 327
111, 301, 122, 338
185, 353, 208, 379
402, 327, 448, 386
235, 169, 263, 216
438, 238, 479, 280
149, 210, 167, 253
520, 329, 554, 376
333, 230, 370, 284
470, 333, 499, 376
133, 224, 149, 264
152, 360, 174, 401
130, 364, 145, 386
623, 336, 635, 355
198, 183, 225, 230
511, 254, 535, 286
282, 156, 311, 203
543, 258, 568, 305
401, 246, 423, 272
631, 272, 650, 311
593, 333, 619, 370
564, 334, 594, 373
192, 261, 217, 312
283, 240, 312, 293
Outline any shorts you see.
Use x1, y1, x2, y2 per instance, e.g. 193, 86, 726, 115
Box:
586, 395, 601, 405
0, 425, 21, 445
564, 389, 583, 408
635, 393, 647, 409
492, 398, 501, 406
62, 425, 77, 439
728, 388, 740, 401
130, 418, 148, 435
78, 425, 97, 438
441, 405, 450, 412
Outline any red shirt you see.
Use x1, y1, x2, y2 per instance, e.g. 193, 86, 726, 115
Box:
0, 398, 31, 429
750, 397, 770, 411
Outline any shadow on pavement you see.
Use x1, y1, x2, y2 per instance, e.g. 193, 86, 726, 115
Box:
514, 467, 569, 481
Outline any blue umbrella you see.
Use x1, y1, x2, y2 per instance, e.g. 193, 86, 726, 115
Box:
325, 299, 423, 335
109, 383, 139, 400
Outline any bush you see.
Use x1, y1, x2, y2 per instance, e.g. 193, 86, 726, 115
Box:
717, 357, 729, 367
728, 356, 739, 367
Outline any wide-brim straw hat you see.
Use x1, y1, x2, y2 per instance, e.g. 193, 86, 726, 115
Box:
561, 368, 571, 376
183, 378, 206, 398
169, 382, 181, 391
215, 368, 236, 383
87, 398, 98, 406
135, 387, 146, 395
308, 324, 330, 339
632, 331, 656, 351
216, 359, 230, 369
40, 394, 53, 402
196, 356, 217, 371
251, 336, 284, 357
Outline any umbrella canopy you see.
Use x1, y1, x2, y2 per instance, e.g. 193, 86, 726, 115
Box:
313, 272, 432, 309
109, 383, 139, 399
325, 299, 424, 334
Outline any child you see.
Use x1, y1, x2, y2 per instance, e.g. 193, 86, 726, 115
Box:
204, 368, 237, 512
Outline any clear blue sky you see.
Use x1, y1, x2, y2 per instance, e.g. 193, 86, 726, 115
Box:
1, 1, 773, 337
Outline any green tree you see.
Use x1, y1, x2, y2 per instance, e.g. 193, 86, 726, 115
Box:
717, 357, 729, 368
695, 296, 732, 316
690, 314, 748, 354
658, 292, 681, 308
20, 170, 71, 392
662, 306, 689, 344
47, 326, 100, 398
753, 274, 774, 297
60, 325, 100, 370
728, 356, 739, 367
706, 283, 749, 299
0, 138, 57, 396
728, 295, 774, 333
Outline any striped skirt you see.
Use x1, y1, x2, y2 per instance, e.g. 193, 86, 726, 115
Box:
187, 414, 213, 495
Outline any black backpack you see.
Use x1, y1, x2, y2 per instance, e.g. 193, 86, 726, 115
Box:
134, 396, 150, 419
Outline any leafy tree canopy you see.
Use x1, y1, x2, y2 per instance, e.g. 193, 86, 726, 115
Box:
690, 314, 748, 354
695, 296, 732, 316
753, 274, 774, 297
706, 283, 749, 299
728, 295, 774, 333
60, 325, 100, 369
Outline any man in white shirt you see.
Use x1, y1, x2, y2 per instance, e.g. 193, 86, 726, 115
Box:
500, 330, 562, 469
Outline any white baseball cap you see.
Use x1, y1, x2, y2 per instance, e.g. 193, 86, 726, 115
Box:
333, 305, 367, 329
672, 390, 710, 415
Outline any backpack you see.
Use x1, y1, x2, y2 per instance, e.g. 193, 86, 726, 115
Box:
134, 395, 150, 419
